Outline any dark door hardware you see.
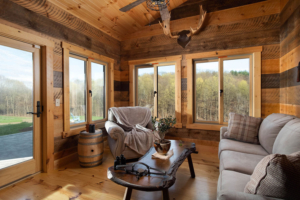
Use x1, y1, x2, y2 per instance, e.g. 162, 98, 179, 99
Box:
220, 90, 223, 94
27, 101, 42, 118
154, 91, 158, 97
89, 90, 92, 97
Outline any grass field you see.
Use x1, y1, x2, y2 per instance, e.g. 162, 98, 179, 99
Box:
0, 116, 33, 136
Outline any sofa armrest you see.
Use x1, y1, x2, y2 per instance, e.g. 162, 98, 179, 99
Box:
220, 127, 228, 140
105, 121, 125, 140
218, 191, 283, 200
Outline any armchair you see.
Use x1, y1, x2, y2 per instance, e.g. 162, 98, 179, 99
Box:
105, 107, 154, 159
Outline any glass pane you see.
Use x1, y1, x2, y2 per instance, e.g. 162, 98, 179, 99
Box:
69, 57, 86, 125
195, 62, 219, 122
137, 67, 154, 116
158, 65, 175, 118
0, 44, 33, 169
91, 62, 105, 121
223, 58, 250, 122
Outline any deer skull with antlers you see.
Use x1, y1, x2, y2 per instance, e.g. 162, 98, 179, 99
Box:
159, 5, 207, 48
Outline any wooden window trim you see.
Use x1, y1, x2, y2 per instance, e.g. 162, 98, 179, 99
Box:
129, 55, 182, 128
62, 42, 114, 138
186, 47, 262, 130
0, 24, 55, 173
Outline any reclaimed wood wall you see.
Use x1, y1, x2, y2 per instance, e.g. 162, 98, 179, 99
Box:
0, 0, 122, 168
280, 0, 300, 117
121, 0, 281, 141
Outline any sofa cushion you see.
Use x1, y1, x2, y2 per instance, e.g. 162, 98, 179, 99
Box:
218, 171, 284, 200
218, 170, 250, 193
219, 139, 268, 158
259, 114, 294, 154
220, 151, 265, 175
273, 118, 300, 154
224, 113, 263, 144
244, 152, 300, 199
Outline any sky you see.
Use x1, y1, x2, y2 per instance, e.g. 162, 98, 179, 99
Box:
0, 45, 33, 89
69, 57, 104, 81
137, 59, 250, 76
196, 58, 250, 73
138, 65, 175, 75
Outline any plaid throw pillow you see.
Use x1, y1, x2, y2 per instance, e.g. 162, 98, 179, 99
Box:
224, 112, 263, 144
244, 151, 300, 199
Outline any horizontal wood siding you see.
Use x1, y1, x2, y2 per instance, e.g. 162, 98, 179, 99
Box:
121, 1, 281, 139
280, 0, 300, 117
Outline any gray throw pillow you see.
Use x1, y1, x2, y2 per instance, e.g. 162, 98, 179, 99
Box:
244, 151, 300, 199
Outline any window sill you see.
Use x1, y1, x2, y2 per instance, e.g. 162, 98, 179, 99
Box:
62, 120, 107, 138
186, 123, 226, 131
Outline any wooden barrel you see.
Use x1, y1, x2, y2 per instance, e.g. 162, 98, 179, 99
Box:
78, 129, 103, 168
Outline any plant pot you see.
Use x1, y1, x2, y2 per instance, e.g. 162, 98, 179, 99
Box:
154, 139, 171, 155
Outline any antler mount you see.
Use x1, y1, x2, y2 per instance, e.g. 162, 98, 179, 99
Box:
159, 5, 207, 48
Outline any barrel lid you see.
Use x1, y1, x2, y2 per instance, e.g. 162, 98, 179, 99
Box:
80, 129, 102, 135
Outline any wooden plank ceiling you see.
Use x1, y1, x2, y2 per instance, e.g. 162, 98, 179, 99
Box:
48, 0, 188, 41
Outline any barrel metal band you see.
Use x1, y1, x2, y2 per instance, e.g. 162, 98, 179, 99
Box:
79, 160, 103, 165
78, 152, 104, 158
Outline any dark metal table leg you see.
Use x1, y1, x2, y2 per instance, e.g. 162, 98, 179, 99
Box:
123, 187, 132, 200
162, 189, 170, 200
187, 154, 195, 178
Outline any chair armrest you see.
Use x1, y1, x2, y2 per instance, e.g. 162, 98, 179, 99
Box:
105, 121, 125, 140
146, 120, 154, 131
220, 127, 228, 140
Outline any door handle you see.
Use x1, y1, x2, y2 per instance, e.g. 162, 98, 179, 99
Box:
27, 101, 42, 117
89, 90, 92, 97
154, 91, 157, 97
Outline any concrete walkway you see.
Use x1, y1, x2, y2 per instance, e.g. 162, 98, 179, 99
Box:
0, 131, 33, 169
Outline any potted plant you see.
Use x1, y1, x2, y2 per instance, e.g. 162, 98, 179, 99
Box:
152, 116, 176, 155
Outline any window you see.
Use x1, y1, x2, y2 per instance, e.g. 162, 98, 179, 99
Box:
186, 47, 262, 130
69, 55, 107, 127
69, 56, 87, 125
62, 42, 114, 138
136, 64, 176, 118
194, 55, 252, 124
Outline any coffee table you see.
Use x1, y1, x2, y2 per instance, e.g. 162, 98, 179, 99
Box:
107, 140, 197, 200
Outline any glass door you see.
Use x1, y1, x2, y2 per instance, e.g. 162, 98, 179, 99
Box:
0, 36, 41, 187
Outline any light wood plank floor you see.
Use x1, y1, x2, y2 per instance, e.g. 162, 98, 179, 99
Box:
0, 142, 219, 200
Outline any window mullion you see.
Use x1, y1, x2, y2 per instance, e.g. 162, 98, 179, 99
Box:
86, 59, 92, 124
154, 65, 158, 118
219, 58, 224, 124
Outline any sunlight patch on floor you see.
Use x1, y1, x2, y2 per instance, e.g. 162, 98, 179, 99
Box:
0, 156, 32, 169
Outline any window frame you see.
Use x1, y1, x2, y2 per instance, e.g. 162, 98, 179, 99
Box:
129, 55, 182, 128
193, 54, 254, 125
62, 42, 114, 138
186, 47, 262, 131
135, 62, 177, 119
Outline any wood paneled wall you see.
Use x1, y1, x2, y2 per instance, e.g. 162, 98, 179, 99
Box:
0, 0, 121, 168
280, 0, 300, 117
121, 0, 281, 141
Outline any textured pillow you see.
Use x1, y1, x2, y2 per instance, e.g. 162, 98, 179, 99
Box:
224, 113, 263, 144
244, 152, 300, 199
259, 113, 295, 154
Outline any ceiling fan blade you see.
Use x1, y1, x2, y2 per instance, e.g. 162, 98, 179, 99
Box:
119, 0, 147, 12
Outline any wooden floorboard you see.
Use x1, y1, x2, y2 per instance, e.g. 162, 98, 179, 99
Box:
0, 144, 219, 200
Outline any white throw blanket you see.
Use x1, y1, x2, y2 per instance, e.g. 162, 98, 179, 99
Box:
109, 107, 154, 155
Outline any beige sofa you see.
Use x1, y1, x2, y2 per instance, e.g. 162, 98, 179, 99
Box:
217, 113, 300, 200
